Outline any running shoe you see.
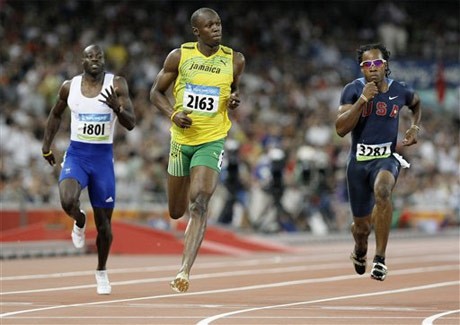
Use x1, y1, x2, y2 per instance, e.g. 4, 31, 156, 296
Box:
71, 210, 86, 248
170, 272, 189, 293
95, 270, 112, 295
350, 251, 367, 275
371, 262, 388, 281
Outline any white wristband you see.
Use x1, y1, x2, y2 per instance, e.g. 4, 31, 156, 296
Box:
360, 94, 369, 103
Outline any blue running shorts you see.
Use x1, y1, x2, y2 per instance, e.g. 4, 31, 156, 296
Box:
59, 141, 115, 208
346, 155, 401, 217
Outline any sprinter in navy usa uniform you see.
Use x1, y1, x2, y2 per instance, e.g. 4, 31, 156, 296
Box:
336, 43, 421, 281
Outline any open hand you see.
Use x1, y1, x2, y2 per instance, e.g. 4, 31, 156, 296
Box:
99, 86, 121, 113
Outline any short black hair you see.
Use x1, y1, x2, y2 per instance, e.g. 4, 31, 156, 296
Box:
190, 8, 218, 27
357, 43, 391, 77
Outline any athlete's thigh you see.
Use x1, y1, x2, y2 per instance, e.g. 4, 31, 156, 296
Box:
59, 178, 82, 203
190, 138, 225, 173
167, 174, 190, 217
87, 157, 115, 208
167, 140, 192, 177
369, 156, 400, 190
347, 157, 374, 217
189, 165, 219, 201
189, 139, 224, 200
59, 151, 89, 190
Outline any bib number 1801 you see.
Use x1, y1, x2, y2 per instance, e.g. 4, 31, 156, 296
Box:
82, 123, 105, 136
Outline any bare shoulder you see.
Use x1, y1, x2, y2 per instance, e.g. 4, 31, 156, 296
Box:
233, 51, 245, 76
233, 51, 245, 65
113, 75, 129, 94
165, 48, 181, 64
113, 75, 128, 85
62, 79, 72, 88
58, 79, 72, 99
168, 48, 181, 57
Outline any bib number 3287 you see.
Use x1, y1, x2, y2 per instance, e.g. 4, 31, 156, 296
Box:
356, 142, 391, 161
183, 83, 219, 113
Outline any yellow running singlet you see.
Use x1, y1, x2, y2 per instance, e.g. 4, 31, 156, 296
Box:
172, 42, 234, 145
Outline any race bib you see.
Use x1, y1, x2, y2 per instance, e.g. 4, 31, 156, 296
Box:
183, 83, 220, 113
77, 113, 111, 141
356, 142, 392, 161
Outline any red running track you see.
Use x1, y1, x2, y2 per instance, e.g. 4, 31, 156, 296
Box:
1, 232, 459, 325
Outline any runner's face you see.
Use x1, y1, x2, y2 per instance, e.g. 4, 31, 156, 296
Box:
194, 12, 222, 47
360, 49, 386, 83
82, 47, 105, 76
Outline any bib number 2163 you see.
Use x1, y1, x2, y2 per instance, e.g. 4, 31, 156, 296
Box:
183, 83, 219, 113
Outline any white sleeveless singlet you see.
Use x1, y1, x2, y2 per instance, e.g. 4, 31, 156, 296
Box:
67, 73, 117, 144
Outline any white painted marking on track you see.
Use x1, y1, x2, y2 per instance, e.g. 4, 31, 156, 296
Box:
2, 251, 457, 281
320, 306, 419, 311
0, 255, 316, 281
200, 240, 254, 255
1, 262, 457, 296
1, 265, 458, 318
196, 281, 460, 325
421, 309, 460, 325
4, 316, 439, 320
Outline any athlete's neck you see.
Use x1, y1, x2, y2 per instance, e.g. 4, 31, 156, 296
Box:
197, 42, 219, 57
83, 72, 105, 85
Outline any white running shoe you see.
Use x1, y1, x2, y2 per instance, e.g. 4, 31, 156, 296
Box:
71, 210, 86, 248
95, 270, 112, 295
371, 262, 388, 281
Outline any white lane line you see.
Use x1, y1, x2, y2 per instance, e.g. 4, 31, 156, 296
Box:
1, 252, 457, 282
422, 309, 460, 325
4, 316, 443, 320
0, 254, 334, 281
196, 281, 460, 325
1, 262, 344, 295
1, 266, 458, 318
1, 262, 458, 296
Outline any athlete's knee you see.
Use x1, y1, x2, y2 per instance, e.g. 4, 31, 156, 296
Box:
96, 220, 112, 240
169, 203, 187, 220
190, 201, 206, 218
374, 183, 392, 203
352, 220, 371, 237
60, 198, 79, 215
170, 210, 184, 220
189, 194, 209, 218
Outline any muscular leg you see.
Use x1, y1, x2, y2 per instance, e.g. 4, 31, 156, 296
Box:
167, 175, 190, 220
177, 166, 219, 276
351, 215, 371, 256
59, 179, 86, 227
93, 207, 113, 270
372, 170, 396, 258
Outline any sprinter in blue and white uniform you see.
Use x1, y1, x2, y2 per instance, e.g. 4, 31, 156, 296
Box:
336, 43, 421, 281
42, 44, 136, 294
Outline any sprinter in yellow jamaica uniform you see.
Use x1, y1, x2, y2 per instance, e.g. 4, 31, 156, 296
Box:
150, 7, 245, 293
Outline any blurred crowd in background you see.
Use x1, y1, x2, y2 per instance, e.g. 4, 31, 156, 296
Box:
1, 0, 459, 233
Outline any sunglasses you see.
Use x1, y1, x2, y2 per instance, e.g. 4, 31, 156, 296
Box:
360, 59, 386, 68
